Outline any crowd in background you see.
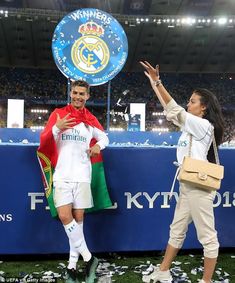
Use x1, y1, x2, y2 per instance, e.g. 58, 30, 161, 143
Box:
0, 67, 234, 143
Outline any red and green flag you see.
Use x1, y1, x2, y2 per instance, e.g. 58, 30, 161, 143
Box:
37, 104, 112, 218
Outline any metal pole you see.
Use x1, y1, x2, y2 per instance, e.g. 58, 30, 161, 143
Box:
67, 78, 71, 104
106, 80, 111, 131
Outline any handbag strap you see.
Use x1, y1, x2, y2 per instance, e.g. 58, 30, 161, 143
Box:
188, 131, 220, 165
169, 166, 180, 200
212, 132, 220, 165
188, 134, 192, 157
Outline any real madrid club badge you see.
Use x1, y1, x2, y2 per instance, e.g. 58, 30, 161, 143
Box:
52, 8, 128, 86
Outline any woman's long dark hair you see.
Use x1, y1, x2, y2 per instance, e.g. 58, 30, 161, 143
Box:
193, 88, 225, 163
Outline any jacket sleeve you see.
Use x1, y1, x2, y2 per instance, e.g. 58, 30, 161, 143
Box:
164, 99, 186, 128
164, 99, 212, 140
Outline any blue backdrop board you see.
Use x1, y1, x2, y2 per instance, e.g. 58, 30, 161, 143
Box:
0, 144, 234, 254
0, 128, 180, 145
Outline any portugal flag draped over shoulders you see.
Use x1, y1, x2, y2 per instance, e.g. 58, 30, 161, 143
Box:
37, 104, 112, 218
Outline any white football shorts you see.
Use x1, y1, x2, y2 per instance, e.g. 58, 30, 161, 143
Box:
53, 181, 93, 209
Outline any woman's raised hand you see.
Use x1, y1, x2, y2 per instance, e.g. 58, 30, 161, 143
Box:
140, 61, 160, 83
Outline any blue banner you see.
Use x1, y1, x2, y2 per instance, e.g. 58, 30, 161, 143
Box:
0, 145, 234, 254
0, 128, 181, 145
128, 114, 141, 131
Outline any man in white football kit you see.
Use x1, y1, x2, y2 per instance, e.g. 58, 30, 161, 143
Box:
43, 80, 109, 283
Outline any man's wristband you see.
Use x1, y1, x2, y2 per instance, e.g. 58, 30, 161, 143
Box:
153, 79, 162, 86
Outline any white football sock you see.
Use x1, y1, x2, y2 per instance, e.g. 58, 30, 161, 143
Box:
64, 219, 91, 262
67, 239, 79, 270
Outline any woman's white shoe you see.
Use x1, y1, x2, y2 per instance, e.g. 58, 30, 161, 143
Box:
142, 267, 172, 283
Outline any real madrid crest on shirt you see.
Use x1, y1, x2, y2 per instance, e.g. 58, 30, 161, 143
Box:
52, 8, 128, 86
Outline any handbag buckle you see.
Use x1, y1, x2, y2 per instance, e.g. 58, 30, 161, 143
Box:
198, 172, 207, 180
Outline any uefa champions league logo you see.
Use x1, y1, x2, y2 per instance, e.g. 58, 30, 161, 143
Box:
71, 21, 110, 74
52, 8, 128, 86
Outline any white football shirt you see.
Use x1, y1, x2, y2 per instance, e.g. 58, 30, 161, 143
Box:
52, 122, 109, 183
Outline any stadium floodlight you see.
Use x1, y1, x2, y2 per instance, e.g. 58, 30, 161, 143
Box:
153, 112, 165, 116
31, 109, 48, 113
30, 126, 45, 130
186, 17, 195, 25
218, 17, 227, 25
109, 127, 125, 131
191, 18, 196, 24
152, 127, 169, 132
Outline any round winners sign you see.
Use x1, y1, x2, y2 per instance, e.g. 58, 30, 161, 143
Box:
52, 8, 128, 86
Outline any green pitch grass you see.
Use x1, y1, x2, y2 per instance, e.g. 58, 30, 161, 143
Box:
0, 252, 234, 282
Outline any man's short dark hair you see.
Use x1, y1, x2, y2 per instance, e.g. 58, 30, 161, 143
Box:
71, 80, 90, 93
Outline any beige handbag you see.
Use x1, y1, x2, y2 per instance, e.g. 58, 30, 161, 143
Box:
178, 133, 224, 190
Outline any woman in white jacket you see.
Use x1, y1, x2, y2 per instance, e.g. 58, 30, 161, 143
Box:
140, 61, 224, 283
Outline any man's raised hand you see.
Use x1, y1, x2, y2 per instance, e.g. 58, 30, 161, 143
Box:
56, 113, 76, 130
